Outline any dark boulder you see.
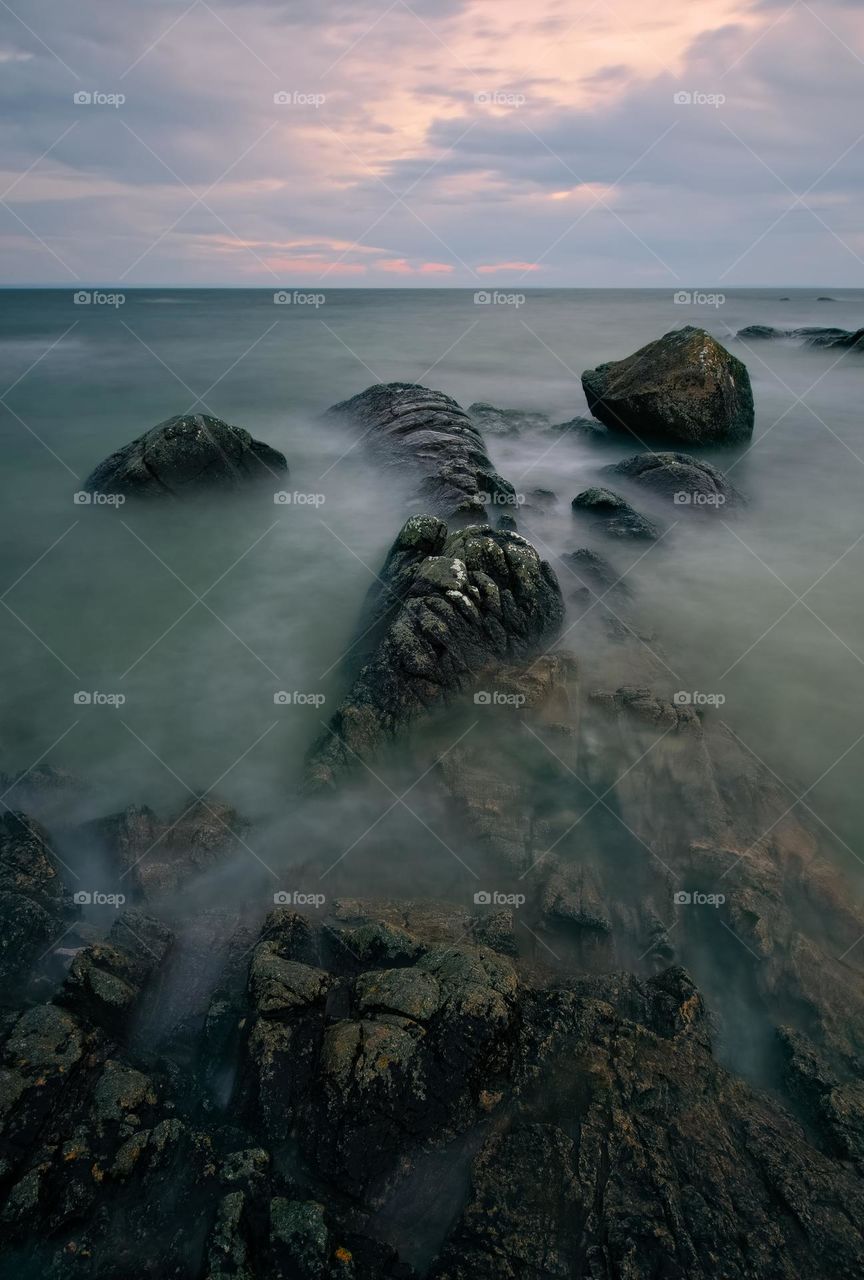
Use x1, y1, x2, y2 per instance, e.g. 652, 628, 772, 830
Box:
604, 451, 740, 508
561, 548, 630, 597
324, 383, 516, 519
304, 518, 564, 788
582, 326, 754, 445
571, 487, 660, 540
796, 326, 864, 350
84, 413, 287, 498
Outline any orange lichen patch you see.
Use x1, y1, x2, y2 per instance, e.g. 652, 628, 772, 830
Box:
478, 1089, 503, 1112
375, 1056, 392, 1069
63, 1148, 80, 1162
335, 1247, 353, 1263
65, 1242, 77, 1254
91, 1164, 104, 1183
34, 1076, 46, 1086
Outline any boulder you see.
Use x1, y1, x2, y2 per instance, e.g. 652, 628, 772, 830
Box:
571, 487, 660, 540
84, 413, 287, 498
324, 383, 516, 519
304, 518, 563, 788
581, 326, 754, 445
604, 451, 740, 508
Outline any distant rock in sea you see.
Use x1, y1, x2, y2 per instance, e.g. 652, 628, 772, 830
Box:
84, 413, 287, 499
582, 326, 754, 446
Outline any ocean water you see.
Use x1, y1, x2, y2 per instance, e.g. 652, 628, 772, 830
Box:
2, 286, 863, 906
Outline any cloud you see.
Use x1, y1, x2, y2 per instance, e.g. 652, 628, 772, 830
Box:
0, 0, 862, 283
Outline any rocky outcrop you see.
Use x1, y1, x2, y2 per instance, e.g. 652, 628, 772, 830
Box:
0, 810, 76, 1000
582, 326, 755, 445
571, 487, 660, 539
84, 413, 287, 498
324, 383, 516, 519
736, 324, 864, 351
83, 797, 248, 900
304, 518, 564, 789
604, 451, 740, 508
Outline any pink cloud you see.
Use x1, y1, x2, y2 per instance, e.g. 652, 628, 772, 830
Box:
419, 262, 455, 274
476, 262, 542, 274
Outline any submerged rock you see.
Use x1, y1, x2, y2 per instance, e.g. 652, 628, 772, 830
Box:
582, 326, 754, 445
304, 518, 563, 788
737, 324, 784, 340
571, 487, 660, 540
604, 451, 740, 508
84, 413, 287, 499
325, 383, 516, 520
468, 402, 549, 436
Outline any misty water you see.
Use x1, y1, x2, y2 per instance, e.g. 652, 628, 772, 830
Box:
2, 287, 863, 1070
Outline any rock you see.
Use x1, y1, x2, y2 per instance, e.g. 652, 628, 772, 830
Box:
582, 326, 755, 445
793, 326, 856, 348
468, 402, 549, 436
523, 487, 557, 510
817, 296, 835, 301
304, 518, 563, 789
56, 910, 173, 1034
737, 324, 785, 339
324, 383, 516, 519
84, 797, 247, 899
84, 413, 287, 499
604, 451, 740, 508
560, 548, 630, 597
548, 415, 608, 438
0, 810, 76, 997
571, 487, 660, 539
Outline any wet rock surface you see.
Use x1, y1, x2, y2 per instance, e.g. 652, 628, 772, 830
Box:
604, 451, 740, 508
582, 326, 755, 445
85, 413, 288, 498
324, 383, 516, 519
0, 811, 76, 999
304, 517, 564, 789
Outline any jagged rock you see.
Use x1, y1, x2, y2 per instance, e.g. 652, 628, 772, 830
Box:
0, 811, 76, 998
304, 519, 563, 789
737, 324, 785, 339
468, 402, 549, 436
84, 413, 287, 498
55, 910, 173, 1033
84, 797, 247, 899
604, 451, 740, 508
800, 326, 864, 350
571, 487, 660, 539
324, 383, 516, 519
582, 326, 754, 445
547, 415, 608, 438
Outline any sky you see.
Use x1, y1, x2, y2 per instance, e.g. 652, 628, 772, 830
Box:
0, 0, 862, 286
